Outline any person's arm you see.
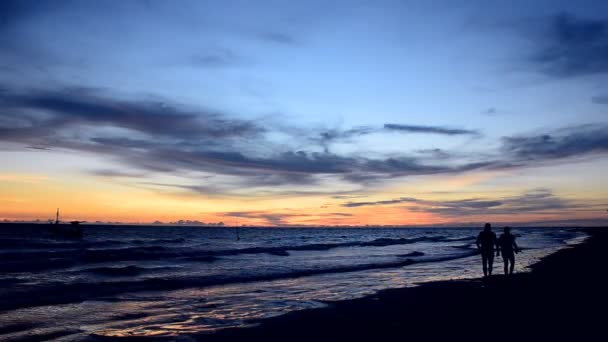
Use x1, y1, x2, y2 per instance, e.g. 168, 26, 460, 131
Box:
476, 234, 481, 250
513, 237, 519, 253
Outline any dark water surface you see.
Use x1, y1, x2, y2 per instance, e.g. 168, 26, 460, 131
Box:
0, 224, 585, 340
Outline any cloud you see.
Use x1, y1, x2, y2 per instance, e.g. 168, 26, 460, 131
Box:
90, 169, 146, 178
383, 124, 479, 136
591, 95, 608, 104
3, 85, 608, 196
343, 197, 418, 208
315, 124, 478, 153
221, 210, 353, 225
223, 211, 293, 225
0, 87, 495, 188
0, 87, 263, 141
343, 188, 601, 218
317, 126, 375, 152
530, 13, 608, 77
331, 195, 367, 199
501, 124, 608, 161
343, 196, 501, 209
415, 148, 452, 159
190, 49, 243, 68
316, 123, 479, 151
258, 31, 298, 45
482, 108, 498, 116
26, 146, 50, 150
329, 213, 353, 217
407, 188, 582, 217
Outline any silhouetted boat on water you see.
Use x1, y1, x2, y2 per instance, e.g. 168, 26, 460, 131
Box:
50, 208, 84, 238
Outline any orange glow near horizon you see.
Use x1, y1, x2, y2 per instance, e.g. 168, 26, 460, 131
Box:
2, 168, 606, 226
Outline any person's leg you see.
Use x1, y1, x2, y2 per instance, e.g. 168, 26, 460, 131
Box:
503, 257, 508, 275
488, 253, 494, 276
509, 255, 515, 274
482, 254, 488, 277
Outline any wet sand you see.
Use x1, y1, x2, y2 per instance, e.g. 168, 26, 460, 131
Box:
202, 228, 607, 341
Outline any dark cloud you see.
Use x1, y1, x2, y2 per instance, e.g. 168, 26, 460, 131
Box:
317, 126, 374, 152
128, 148, 487, 186
344, 188, 596, 218
331, 195, 367, 199
591, 95, 608, 104
408, 188, 580, 217
416, 148, 452, 159
3, 86, 608, 196
343, 197, 418, 208
482, 108, 498, 116
343, 196, 501, 209
316, 124, 480, 152
0, 89, 485, 181
531, 13, 608, 77
90, 169, 146, 178
223, 211, 291, 225
501, 124, 608, 161
315, 124, 479, 153
222, 211, 353, 225
190, 49, 243, 68
258, 32, 298, 45
383, 124, 479, 136
0, 88, 263, 140
329, 213, 353, 217
26, 146, 50, 150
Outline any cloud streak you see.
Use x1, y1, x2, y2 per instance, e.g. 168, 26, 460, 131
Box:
501, 124, 608, 161
221, 211, 353, 226
383, 124, 479, 136
343, 188, 604, 218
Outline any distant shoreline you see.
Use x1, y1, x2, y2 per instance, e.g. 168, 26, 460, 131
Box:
1, 222, 605, 229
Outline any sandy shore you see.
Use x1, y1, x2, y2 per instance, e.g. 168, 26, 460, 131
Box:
200, 227, 607, 341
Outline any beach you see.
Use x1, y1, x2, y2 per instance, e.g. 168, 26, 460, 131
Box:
203, 227, 607, 342
0, 226, 603, 341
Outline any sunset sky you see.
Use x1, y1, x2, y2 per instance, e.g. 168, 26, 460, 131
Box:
1, 0, 607, 226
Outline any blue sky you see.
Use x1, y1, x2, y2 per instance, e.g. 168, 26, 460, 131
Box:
1, 0, 607, 225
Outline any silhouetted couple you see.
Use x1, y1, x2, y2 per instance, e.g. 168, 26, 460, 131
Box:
476, 223, 520, 277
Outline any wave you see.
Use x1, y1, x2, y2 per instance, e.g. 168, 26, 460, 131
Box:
0, 258, 76, 273
0, 235, 470, 273
0, 250, 477, 312
82, 265, 178, 277
0, 238, 124, 250
130, 238, 186, 244
200, 235, 458, 258
397, 251, 425, 257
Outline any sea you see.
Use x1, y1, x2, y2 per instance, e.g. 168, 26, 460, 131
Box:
0, 224, 586, 340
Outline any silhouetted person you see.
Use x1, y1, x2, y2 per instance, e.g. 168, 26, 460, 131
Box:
497, 227, 519, 275
476, 223, 498, 277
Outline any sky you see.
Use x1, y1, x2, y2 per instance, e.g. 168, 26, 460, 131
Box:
1, 0, 607, 226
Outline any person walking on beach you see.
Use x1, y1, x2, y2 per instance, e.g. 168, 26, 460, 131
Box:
476, 223, 498, 277
497, 227, 520, 275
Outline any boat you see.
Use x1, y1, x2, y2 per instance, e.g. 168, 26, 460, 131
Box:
50, 208, 84, 238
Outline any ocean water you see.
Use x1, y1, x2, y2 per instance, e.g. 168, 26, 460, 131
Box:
0, 224, 586, 340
